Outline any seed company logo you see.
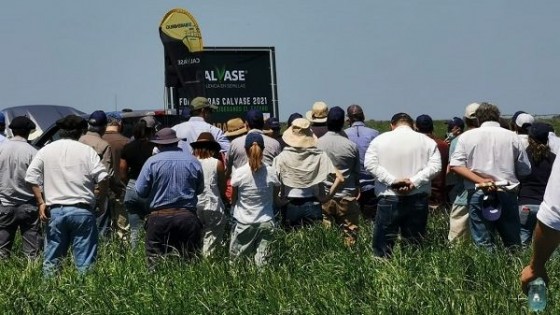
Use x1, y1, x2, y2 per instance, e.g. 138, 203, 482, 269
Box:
205, 66, 247, 82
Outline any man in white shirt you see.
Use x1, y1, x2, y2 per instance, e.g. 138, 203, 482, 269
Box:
450, 103, 531, 250
25, 115, 109, 276
365, 112, 441, 257
521, 152, 560, 293
172, 97, 230, 153
0, 116, 40, 259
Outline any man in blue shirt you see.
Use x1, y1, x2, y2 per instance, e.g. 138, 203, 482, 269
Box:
344, 105, 379, 220
135, 128, 204, 269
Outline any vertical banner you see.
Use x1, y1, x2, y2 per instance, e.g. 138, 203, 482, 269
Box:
159, 9, 278, 130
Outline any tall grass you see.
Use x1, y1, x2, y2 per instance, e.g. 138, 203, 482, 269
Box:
0, 212, 556, 314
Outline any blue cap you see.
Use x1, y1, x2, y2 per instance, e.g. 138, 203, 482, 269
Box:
482, 192, 502, 221
287, 112, 303, 126
327, 106, 345, 131
246, 109, 264, 129
0, 112, 5, 124
415, 114, 434, 133
446, 117, 465, 131
265, 117, 280, 130
106, 111, 122, 123
529, 122, 553, 144
245, 132, 265, 149
88, 110, 108, 126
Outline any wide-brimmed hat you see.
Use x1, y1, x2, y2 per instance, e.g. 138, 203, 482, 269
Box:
151, 128, 179, 144
225, 117, 248, 137
305, 101, 328, 123
190, 132, 221, 152
282, 118, 317, 148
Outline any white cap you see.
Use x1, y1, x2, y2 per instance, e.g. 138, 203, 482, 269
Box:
464, 102, 480, 119
515, 113, 535, 128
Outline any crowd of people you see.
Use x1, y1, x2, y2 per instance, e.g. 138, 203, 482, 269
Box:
0, 99, 559, 288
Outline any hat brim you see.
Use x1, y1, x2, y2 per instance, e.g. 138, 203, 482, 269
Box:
305, 111, 327, 123
282, 126, 317, 148
225, 126, 248, 137
151, 138, 180, 144
190, 141, 221, 152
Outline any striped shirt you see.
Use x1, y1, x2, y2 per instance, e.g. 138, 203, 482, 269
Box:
135, 147, 204, 211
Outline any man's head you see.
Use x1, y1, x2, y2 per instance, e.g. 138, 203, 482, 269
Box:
390, 112, 413, 129
150, 127, 179, 149
264, 117, 281, 136
346, 104, 365, 123
510, 110, 526, 131
56, 115, 87, 140
446, 117, 465, 137
327, 106, 345, 132
475, 102, 500, 124
8, 116, 36, 139
190, 97, 218, 122
415, 114, 434, 134
515, 113, 535, 135
246, 109, 265, 130
287, 113, 303, 126
106, 111, 122, 131
305, 101, 328, 125
88, 110, 108, 134
463, 102, 480, 128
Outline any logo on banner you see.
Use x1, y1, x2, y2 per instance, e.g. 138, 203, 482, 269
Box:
205, 66, 247, 88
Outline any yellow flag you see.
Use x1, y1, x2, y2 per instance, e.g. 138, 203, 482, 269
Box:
160, 8, 203, 52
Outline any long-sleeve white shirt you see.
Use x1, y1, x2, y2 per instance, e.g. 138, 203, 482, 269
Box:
364, 125, 441, 196
449, 121, 531, 190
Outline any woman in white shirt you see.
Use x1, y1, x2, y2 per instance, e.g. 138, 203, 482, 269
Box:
191, 132, 227, 258
230, 133, 280, 266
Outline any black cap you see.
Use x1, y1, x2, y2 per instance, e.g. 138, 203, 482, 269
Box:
415, 114, 434, 133
56, 115, 87, 130
9, 116, 36, 130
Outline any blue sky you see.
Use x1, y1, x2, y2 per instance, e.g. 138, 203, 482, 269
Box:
1, 1, 559, 121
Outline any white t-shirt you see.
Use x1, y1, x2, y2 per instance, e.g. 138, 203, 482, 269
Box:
25, 139, 108, 207
231, 163, 280, 224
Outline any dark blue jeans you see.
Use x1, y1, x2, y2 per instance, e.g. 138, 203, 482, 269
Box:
373, 193, 429, 257
468, 189, 520, 250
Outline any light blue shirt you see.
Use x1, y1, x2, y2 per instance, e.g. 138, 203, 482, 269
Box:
172, 117, 230, 153
135, 147, 204, 211
344, 121, 379, 191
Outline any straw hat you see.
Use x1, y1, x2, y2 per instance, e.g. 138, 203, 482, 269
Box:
190, 132, 221, 152
305, 101, 328, 123
224, 117, 248, 137
282, 118, 317, 148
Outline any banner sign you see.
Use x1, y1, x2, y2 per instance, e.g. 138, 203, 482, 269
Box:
174, 47, 278, 130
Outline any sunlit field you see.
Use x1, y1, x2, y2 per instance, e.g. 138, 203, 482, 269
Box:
1, 118, 559, 314
0, 211, 558, 314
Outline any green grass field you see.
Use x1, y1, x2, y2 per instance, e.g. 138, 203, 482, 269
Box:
1, 117, 558, 314
0, 213, 558, 314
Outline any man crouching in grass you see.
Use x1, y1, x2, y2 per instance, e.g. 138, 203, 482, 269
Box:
135, 128, 204, 270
